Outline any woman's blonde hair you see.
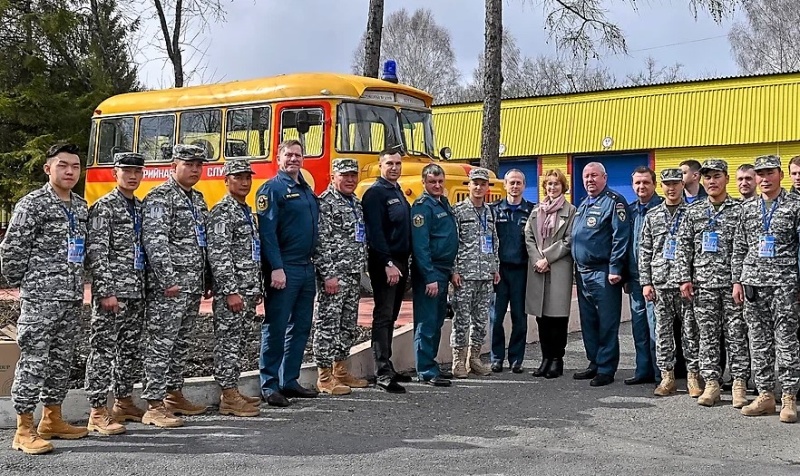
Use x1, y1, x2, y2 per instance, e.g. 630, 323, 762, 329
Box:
541, 168, 569, 193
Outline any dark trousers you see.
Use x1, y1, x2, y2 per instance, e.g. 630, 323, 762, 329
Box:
576, 269, 623, 377
537, 316, 569, 359
490, 263, 528, 366
412, 276, 449, 381
368, 255, 408, 381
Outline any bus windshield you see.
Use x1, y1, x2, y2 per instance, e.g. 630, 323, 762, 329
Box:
337, 103, 403, 154
399, 109, 436, 157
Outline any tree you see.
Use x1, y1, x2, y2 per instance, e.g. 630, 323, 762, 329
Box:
362, 0, 384, 78
729, 0, 800, 74
351, 8, 463, 102
625, 56, 685, 86
481, 0, 503, 173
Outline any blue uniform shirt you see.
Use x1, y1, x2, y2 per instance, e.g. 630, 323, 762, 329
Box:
571, 186, 631, 275
490, 198, 534, 265
410, 193, 458, 284
255, 170, 319, 269
627, 194, 664, 282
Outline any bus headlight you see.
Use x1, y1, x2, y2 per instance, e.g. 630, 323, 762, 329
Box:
440, 147, 452, 160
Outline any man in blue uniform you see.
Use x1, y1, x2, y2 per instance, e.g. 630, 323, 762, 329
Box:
256, 139, 320, 407
411, 164, 458, 387
572, 162, 631, 387
489, 169, 534, 373
625, 166, 661, 385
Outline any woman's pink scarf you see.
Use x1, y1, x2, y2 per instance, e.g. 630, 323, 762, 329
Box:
537, 194, 565, 241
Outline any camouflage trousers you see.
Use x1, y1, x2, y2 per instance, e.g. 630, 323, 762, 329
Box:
743, 285, 800, 395
213, 294, 259, 389
140, 292, 201, 401
313, 273, 360, 368
451, 279, 492, 349
653, 288, 699, 373
695, 286, 750, 382
12, 299, 81, 415
85, 297, 145, 408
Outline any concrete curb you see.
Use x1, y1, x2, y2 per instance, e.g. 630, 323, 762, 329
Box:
0, 298, 630, 428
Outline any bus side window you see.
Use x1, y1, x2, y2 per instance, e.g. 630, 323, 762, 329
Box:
280, 108, 324, 157
97, 117, 135, 164
226, 106, 271, 158
179, 109, 222, 161
138, 115, 176, 162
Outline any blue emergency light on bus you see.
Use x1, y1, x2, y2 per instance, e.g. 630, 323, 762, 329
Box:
382, 60, 398, 83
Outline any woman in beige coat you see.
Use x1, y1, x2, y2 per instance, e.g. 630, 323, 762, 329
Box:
524, 168, 576, 379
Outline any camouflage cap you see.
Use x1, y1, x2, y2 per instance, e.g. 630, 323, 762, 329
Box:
222, 159, 254, 176
660, 168, 683, 183
469, 167, 490, 181
332, 158, 359, 174
172, 144, 208, 162
753, 154, 781, 171
699, 159, 728, 174
113, 152, 144, 168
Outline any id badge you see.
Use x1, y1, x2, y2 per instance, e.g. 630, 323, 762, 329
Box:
68, 237, 85, 264
663, 238, 677, 261
195, 224, 207, 248
134, 244, 145, 270
481, 235, 493, 254
252, 238, 261, 262
758, 234, 776, 258
702, 231, 718, 253
355, 223, 366, 243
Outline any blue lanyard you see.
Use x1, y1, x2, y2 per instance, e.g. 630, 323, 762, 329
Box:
474, 206, 488, 233
127, 201, 141, 237
240, 204, 256, 237
344, 194, 361, 223
706, 203, 726, 229
58, 202, 76, 236
760, 197, 779, 233
664, 208, 683, 236
184, 194, 200, 224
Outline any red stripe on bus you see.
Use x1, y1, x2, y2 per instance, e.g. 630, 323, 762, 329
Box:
86, 162, 279, 182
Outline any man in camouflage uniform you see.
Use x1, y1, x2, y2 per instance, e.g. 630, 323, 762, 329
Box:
312, 158, 369, 395
676, 159, 749, 407
207, 159, 262, 417
0, 143, 89, 454
638, 168, 698, 398
84, 152, 147, 436
450, 168, 500, 378
140, 144, 210, 428
734, 155, 800, 423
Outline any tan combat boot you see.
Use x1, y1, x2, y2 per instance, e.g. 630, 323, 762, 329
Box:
653, 370, 677, 397
452, 348, 468, 379
731, 379, 749, 409
164, 390, 207, 416
111, 397, 145, 423
741, 391, 776, 417
12, 414, 53, 455
87, 407, 126, 436
141, 400, 184, 428
333, 361, 368, 388
698, 380, 721, 407
219, 388, 260, 417
780, 394, 797, 423
236, 389, 262, 406
686, 371, 704, 398
37, 405, 89, 440
316, 368, 351, 396
468, 345, 492, 376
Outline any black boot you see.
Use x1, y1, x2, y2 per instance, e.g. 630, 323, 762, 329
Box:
544, 358, 563, 379
531, 358, 551, 377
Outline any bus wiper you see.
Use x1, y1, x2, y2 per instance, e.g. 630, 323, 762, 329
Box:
405, 148, 436, 160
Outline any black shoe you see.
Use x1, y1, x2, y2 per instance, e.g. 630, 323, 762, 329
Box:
532, 359, 552, 377
376, 379, 407, 394
422, 376, 452, 387
624, 375, 656, 385
491, 362, 503, 373
511, 363, 523, 374
265, 392, 291, 407
393, 372, 413, 383
544, 358, 563, 379
590, 374, 615, 387
281, 385, 318, 398
439, 368, 454, 379
573, 367, 597, 380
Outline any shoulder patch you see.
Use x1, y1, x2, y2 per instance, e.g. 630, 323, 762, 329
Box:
213, 221, 226, 234
10, 210, 27, 226
616, 203, 627, 222
256, 194, 269, 212
146, 204, 164, 219
91, 216, 106, 230
413, 214, 425, 227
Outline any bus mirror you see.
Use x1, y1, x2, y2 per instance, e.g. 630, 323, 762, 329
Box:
296, 111, 311, 134
440, 147, 452, 160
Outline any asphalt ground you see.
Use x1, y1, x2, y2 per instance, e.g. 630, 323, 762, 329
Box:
1, 321, 799, 476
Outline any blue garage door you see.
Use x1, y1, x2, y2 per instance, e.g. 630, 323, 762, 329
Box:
572, 153, 650, 205
498, 158, 538, 203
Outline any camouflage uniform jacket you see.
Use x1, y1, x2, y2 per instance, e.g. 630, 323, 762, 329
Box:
452, 199, 499, 281
638, 201, 689, 289
313, 185, 367, 279
0, 183, 88, 300
86, 188, 145, 300
733, 190, 800, 286
676, 195, 743, 288
141, 176, 209, 294
207, 194, 262, 297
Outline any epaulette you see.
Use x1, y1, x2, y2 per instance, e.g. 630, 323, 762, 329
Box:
603, 189, 623, 201
412, 195, 429, 206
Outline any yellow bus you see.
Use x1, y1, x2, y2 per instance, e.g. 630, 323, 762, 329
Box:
85, 72, 502, 207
